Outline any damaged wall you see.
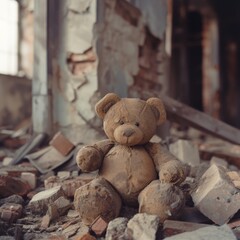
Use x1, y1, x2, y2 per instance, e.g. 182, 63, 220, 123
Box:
32, 0, 169, 138
95, 0, 169, 98
44, 0, 100, 139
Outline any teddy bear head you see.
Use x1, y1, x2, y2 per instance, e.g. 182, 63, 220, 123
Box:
95, 93, 166, 146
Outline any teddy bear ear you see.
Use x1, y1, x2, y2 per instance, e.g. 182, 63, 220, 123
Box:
95, 93, 121, 119
146, 98, 167, 125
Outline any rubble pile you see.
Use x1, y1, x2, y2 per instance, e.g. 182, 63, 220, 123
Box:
1, 123, 240, 239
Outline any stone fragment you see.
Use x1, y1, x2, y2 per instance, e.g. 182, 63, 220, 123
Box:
48, 196, 72, 221
163, 220, 210, 238
0, 203, 22, 223
90, 216, 108, 237
62, 222, 80, 239
105, 217, 128, 240
21, 172, 36, 189
57, 171, 71, 179
227, 171, 240, 189
169, 139, 200, 166
191, 164, 240, 225
2, 157, 13, 166
28, 186, 65, 215
227, 171, 240, 181
232, 180, 240, 189
164, 224, 236, 240
210, 156, 228, 169
41, 214, 50, 229
125, 213, 160, 240
0, 194, 24, 206
67, 209, 79, 218
50, 132, 75, 156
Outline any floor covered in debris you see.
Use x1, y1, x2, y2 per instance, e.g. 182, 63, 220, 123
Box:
1, 121, 240, 240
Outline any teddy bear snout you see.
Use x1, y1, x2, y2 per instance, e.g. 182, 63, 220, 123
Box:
123, 129, 135, 137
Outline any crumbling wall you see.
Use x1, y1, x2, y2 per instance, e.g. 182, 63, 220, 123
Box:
47, 0, 100, 140
95, 0, 169, 98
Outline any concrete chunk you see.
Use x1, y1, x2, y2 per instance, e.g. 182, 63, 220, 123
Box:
126, 213, 160, 240
191, 164, 240, 225
210, 156, 228, 169
105, 217, 128, 240
169, 140, 200, 166
28, 186, 65, 215
164, 224, 236, 240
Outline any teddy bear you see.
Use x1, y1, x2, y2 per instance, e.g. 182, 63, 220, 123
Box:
74, 93, 187, 225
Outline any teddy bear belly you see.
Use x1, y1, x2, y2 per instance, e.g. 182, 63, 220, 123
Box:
99, 145, 158, 205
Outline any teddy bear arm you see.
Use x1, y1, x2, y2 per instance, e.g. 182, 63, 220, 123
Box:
145, 142, 188, 184
76, 139, 114, 172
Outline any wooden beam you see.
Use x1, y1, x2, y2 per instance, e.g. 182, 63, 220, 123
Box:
131, 89, 240, 145
161, 95, 240, 145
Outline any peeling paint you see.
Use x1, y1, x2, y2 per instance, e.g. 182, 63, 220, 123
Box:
65, 82, 76, 102
96, 0, 168, 97
66, 0, 96, 53
130, 0, 167, 40
68, 0, 93, 14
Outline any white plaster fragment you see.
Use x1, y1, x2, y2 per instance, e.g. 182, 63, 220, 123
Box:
65, 82, 76, 102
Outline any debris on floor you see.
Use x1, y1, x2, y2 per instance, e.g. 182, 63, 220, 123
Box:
1, 119, 240, 239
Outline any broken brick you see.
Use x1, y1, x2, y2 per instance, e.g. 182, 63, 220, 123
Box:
0, 203, 22, 223
50, 132, 75, 156
0, 175, 31, 197
90, 216, 108, 237
191, 164, 240, 225
0, 164, 38, 178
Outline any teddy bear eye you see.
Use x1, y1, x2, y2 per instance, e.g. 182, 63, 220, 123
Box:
135, 122, 140, 127
119, 120, 124, 125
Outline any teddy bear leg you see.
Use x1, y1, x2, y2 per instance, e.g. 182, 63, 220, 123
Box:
74, 177, 122, 225
138, 180, 185, 223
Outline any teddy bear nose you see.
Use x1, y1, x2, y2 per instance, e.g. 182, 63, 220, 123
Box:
123, 129, 134, 137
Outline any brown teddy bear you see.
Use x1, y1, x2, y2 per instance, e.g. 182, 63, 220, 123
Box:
74, 93, 187, 225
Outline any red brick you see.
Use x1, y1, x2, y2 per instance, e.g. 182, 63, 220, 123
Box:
90, 216, 108, 237
50, 132, 75, 156
0, 203, 22, 223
